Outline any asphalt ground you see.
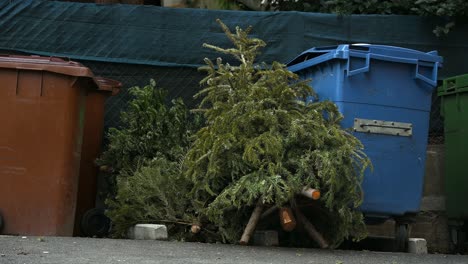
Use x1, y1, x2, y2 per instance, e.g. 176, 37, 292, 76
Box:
0, 236, 467, 264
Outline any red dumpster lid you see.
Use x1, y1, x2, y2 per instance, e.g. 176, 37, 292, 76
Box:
95, 77, 122, 95
0, 55, 121, 93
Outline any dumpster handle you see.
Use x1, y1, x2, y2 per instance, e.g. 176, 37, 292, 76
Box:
346, 53, 370, 77
415, 61, 439, 87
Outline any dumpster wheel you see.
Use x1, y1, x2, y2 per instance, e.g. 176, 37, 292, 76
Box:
450, 225, 467, 253
0, 213, 3, 233
81, 208, 111, 238
394, 223, 409, 252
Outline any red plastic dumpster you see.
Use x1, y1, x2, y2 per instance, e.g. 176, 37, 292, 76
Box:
0, 55, 118, 236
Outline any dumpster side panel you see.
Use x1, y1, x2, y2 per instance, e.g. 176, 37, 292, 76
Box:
0, 71, 85, 236
73, 92, 108, 236
442, 92, 468, 219
337, 102, 429, 215
296, 57, 434, 216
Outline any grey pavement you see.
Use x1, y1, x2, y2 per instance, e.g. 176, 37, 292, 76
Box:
0, 235, 467, 264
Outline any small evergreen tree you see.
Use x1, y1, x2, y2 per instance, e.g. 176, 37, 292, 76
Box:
106, 157, 194, 238
185, 20, 371, 247
98, 79, 192, 177
100, 80, 199, 237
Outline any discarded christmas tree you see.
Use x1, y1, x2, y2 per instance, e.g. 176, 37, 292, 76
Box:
185, 20, 371, 247
99, 80, 200, 238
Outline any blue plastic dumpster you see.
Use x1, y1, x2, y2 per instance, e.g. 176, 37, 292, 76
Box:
287, 44, 442, 250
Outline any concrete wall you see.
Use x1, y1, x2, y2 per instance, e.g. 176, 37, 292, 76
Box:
421, 144, 445, 211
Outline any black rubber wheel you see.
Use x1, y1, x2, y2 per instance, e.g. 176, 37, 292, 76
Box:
451, 226, 467, 253
457, 229, 466, 253
394, 223, 409, 252
0, 213, 3, 233
80, 208, 111, 238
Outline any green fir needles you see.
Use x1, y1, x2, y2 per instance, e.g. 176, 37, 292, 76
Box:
185, 19, 371, 246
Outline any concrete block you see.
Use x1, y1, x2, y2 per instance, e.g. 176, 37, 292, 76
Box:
408, 238, 428, 254
128, 224, 168, 240
252, 230, 279, 246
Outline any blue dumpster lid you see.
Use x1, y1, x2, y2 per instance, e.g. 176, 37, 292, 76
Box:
286, 44, 443, 73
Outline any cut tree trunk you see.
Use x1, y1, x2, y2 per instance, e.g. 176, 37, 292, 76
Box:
191, 224, 201, 234
300, 187, 321, 200
279, 207, 296, 232
293, 206, 329, 249
239, 200, 264, 245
